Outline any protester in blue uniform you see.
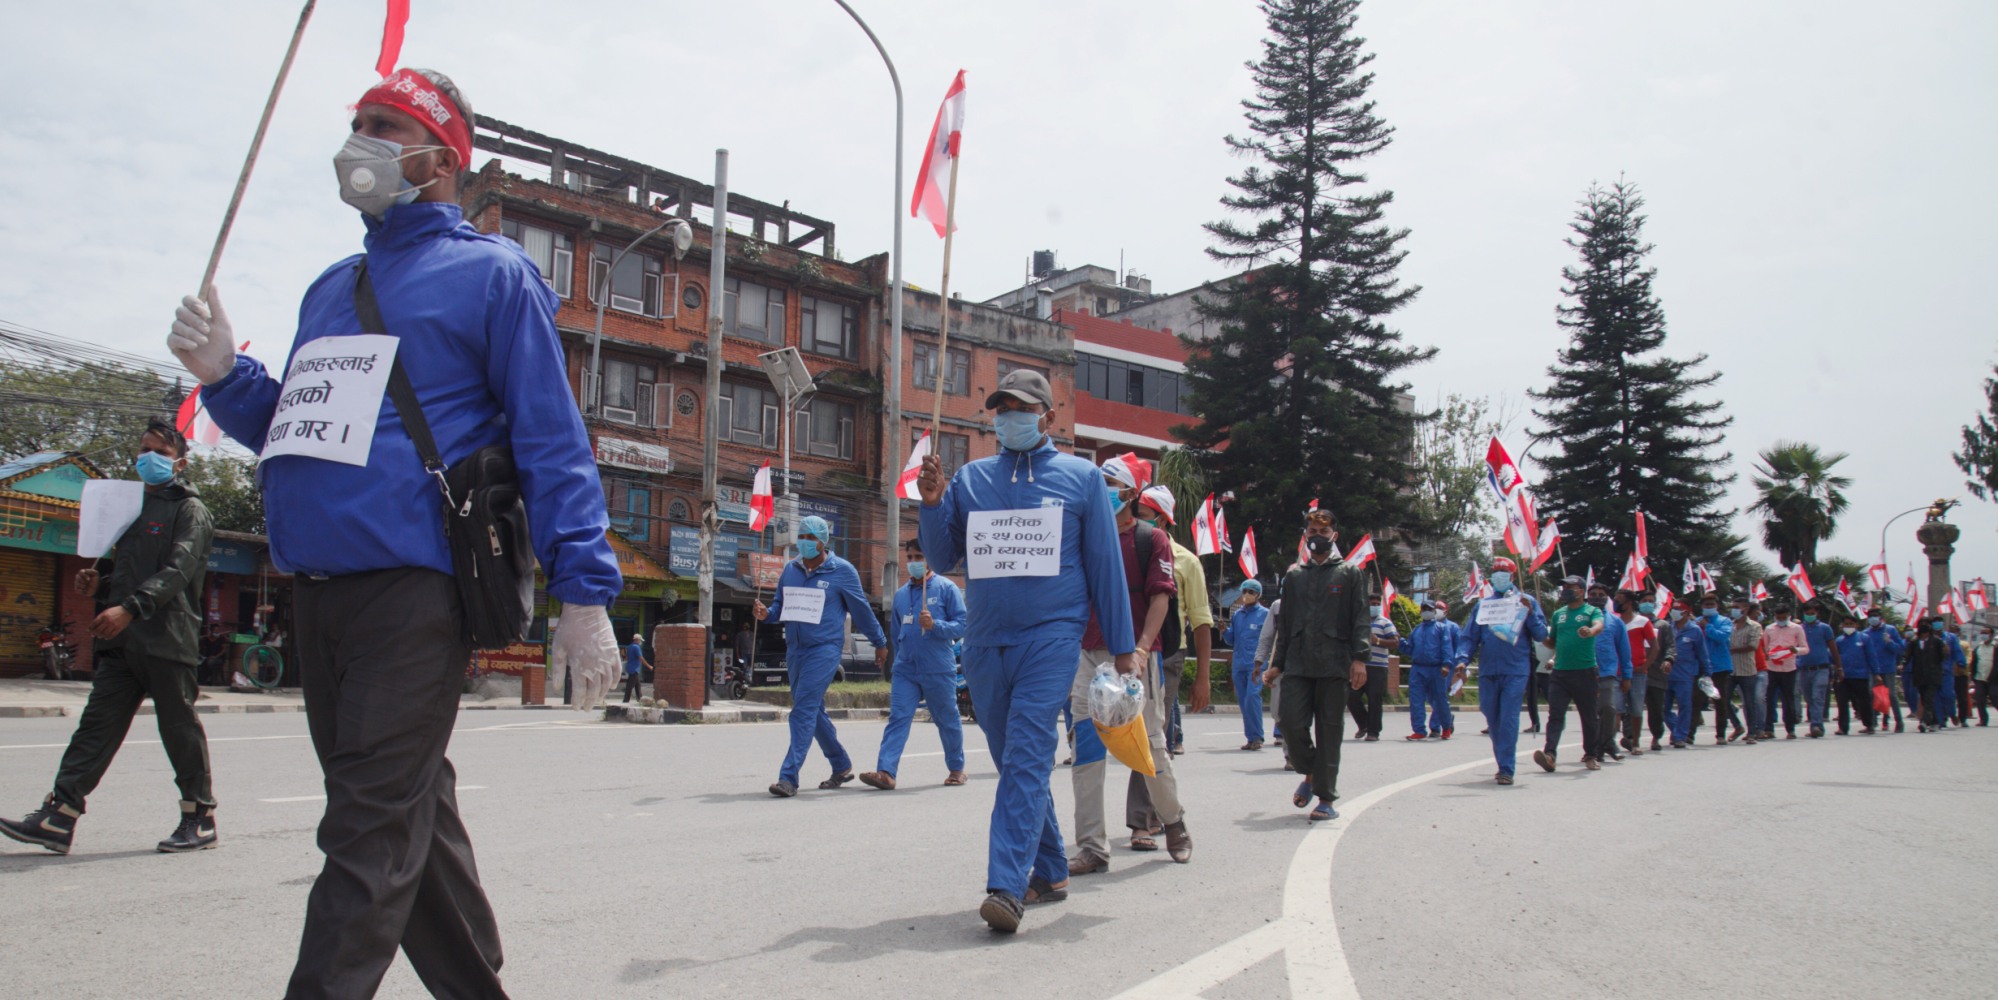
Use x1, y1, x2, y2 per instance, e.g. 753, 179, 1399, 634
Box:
1867, 614, 1907, 732
1223, 580, 1272, 749
1588, 582, 1632, 762
1400, 600, 1466, 741
171, 68, 623, 998
1699, 594, 1738, 743
1934, 619, 1966, 726
860, 539, 969, 790
917, 369, 1135, 933
756, 515, 889, 797
1666, 605, 1711, 747
1796, 605, 1839, 737
1462, 556, 1549, 785
1834, 613, 1877, 734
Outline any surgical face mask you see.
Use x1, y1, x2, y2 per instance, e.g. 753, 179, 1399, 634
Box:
1106, 485, 1127, 514
797, 538, 821, 560
134, 451, 176, 486
1729, 608, 1743, 620
1702, 608, 1718, 620
1489, 571, 1512, 594
335, 133, 442, 219
906, 560, 926, 579
993, 410, 1044, 451
1421, 610, 1437, 622
1638, 602, 1656, 616
1867, 616, 1881, 628
1673, 609, 1689, 621
1842, 626, 1856, 636
1305, 535, 1333, 556
1803, 614, 1816, 624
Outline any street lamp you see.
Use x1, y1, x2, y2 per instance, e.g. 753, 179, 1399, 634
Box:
758, 346, 817, 552
587, 217, 694, 415
1876, 503, 1931, 597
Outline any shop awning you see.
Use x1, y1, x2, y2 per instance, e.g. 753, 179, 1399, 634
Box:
606, 531, 671, 583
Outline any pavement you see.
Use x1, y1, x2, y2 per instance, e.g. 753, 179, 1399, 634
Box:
0, 677, 536, 717
1, 705, 1994, 999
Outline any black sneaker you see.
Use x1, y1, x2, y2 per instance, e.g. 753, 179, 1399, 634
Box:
156, 802, 218, 853
0, 796, 78, 855
980, 890, 1025, 933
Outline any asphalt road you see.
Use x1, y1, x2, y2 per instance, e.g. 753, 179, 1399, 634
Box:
2, 706, 1994, 999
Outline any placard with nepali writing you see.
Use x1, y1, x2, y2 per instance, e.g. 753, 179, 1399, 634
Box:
259, 334, 399, 467
966, 507, 1062, 579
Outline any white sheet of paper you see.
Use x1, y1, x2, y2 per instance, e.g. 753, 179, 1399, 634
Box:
75, 479, 145, 559
259, 334, 400, 467
780, 586, 826, 625
1476, 596, 1522, 626
966, 507, 1062, 579
1448, 677, 1465, 698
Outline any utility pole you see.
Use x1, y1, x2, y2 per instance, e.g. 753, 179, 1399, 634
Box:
698, 151, 730, 650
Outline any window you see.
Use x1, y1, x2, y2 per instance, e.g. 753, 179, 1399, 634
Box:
667, 498, 691, 522
724, 277, 786, 344
795, 397, 855, 460
912, 342, 970, 395
718, 381, 779, 448
998, 358, 1049, 380
1074, 352, 1192, 415
916, 429, 969, 474
591, 244, 670, 317
601, 360, 667, 426
500, 219, 573, 298
801, 295, 859, 360
682, 283, 704, 312
604, 481, 651, 542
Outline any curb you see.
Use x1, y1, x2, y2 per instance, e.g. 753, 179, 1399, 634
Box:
0, 701, 557, 719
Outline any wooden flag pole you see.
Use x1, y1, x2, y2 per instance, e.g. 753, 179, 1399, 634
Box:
200, 0, 317, 298
927, 155, 961, 438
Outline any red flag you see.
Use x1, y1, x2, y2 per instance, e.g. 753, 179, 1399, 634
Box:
748, 461, 774, 532
376, 0, 411, 78
897, 433, 931, 500
1654, 583, 1674, 618
911, 70, 967, 238
1617, 553, 1644, 592
1836, 577, 1855, 612
1344, 533, 1377, 570
1696, 564, 1717, 594
1464, 563, 1487, 602
1750, 580, 1771, 603
1967, 579, 1989, 612
1936, 589, 1962, 625
1585, 566, 1597, 591
1529, 519, 1561, 573
1215, 505, 1232, 553
173, 386, 223, 448
1238, 528, 1259, 580
1634, 510, 1649, 561
1785, 563, 1816, 602
1378, 576, 1397, 615
1867, 562, 1890, 591
1192, 494, 1220, 556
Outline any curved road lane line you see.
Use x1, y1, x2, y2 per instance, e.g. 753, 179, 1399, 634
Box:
1110, 739, 1582, 1000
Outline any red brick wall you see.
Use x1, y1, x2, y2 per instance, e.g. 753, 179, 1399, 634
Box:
652, 623, 708, 710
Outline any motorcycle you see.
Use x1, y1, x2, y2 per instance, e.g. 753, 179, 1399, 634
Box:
722, 658, 750, 701
37, 622, 75, 681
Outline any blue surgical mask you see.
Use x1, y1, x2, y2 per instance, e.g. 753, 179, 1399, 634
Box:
797, 538, 821, 559
1867, 616, 1881, 628
1729, 608, 1743, 620
135, 452, 176, 486
993, 410, 1044, 451
1638, 602, 1656, 616
1703, 608, 1718, 620
1106, 485, 1126, 514
1489, 571, 1512, 594
907, 560, 926, 579
1421, 610, 1437, 622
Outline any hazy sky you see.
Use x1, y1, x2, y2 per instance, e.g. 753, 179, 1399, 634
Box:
2, 0, 1993, 581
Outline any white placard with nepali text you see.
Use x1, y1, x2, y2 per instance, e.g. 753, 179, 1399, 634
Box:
259, 334, 399, 467
1476, 594, 1523, 626
76, 480, 145, 559
779, 586, 826, 625
966, 507, 1063, 579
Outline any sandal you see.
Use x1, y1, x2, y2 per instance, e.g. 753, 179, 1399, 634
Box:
1308, 801, 1337, 822
858, 771, 896, 790
1024, 875, 1069, 905
768, 781, 798, 798
944, 771, 969, 786
818, 770, 856, 790
1129, 833, 1158, 852
1292, 780, 1312, 809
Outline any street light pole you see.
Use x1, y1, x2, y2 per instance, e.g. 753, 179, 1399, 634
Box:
1877, 504, 1930, 597
831, 0, 905, 606
588, 217, 691, 414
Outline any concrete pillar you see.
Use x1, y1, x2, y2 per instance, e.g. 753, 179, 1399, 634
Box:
653, 622, 707, 710
1916, 518, 1961, 613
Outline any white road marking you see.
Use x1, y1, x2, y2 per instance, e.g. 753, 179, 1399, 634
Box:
259, 785, 486, 804
1109, 739, 1582, 1000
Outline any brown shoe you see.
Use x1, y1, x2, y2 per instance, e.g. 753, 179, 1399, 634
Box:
944, 771, 969, 786
1163, 820, 1193, 863
1067, 852, 1111, 876
857, 771, 896, 791
1584, 757, 1602, 771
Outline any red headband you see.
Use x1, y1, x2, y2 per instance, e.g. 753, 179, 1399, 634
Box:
358, 69, 473, 168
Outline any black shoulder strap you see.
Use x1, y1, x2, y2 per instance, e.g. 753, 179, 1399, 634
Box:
354, 261, 446, 477
1131, 519, 1154, 594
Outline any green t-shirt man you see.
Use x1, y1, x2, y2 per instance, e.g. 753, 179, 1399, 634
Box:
1549, 602, 1605, 671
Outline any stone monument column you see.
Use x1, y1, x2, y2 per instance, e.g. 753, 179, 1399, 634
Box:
1915, 510, 1960, 612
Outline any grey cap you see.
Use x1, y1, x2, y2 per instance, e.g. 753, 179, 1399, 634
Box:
984, 368, 1054, 410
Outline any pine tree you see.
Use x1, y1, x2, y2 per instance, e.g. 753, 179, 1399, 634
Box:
1178, 0, 1432, 565
1529, 179, 1738, 583
1954, 364, 1998, 502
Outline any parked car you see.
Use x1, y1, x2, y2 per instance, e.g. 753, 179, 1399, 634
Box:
838, 630, 886, 682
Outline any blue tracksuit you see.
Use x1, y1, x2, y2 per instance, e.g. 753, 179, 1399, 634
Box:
920, 436, 1131, 900
1668, 618, 1710, 742
1937, 631, 1966, 721
876, 575, 968, 777
1701, 613, 1734, 675
1798, 620, 1836, 729
765, 553, 888, 786
1871, 626, 1907, 719
1222, 603, 1272, 743
203, 202, 620, 606
1835, 630, 1874, 679
1400, 619, 1466, 737
1595, 614, 1633, 679
1463, 591, 1549, 776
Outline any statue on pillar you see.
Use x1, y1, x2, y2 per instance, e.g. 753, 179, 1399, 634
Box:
1915, 499, 1962, 610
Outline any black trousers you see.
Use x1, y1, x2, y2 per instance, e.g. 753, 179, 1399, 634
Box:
1918, 682, 1942, 728
1710, 674, 1741, 735
1768, 671, 1800, 733
1283, 673, 1347, 803
1543, 669, 1600, 760
52, 649, 213, 812
622, 674, 643, 702
1954, 676, 1971, 723
1525, 672, 1544, 729
1345, 662, 1386, 737
1977, 677, 1995, 724
285, 569, 508, 1000
1644, 679, 1670, 740
1837, 677, 1877, 732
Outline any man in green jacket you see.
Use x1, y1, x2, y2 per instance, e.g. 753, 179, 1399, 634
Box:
1264, 507, 1371, 821
0, 419, 217, 856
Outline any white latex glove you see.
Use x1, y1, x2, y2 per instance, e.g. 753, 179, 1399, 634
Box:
549, 605, 619, 711
169, 289, 239, 385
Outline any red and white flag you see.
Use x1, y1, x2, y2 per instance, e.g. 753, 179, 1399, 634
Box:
1238, 528, 1259, 580
748, 461, 775, 532
1617, 553, 1645, 592
377, 0, 411, 78
1750, 580, 1771, 603
1906, 588, 1925, 627
1654, 583, 1675, 618
1867, 561, 1890, 591
896, 432, 931, 500
1530, 518, 1560, 572
1464, 563, 1487, 602
1296, 499, 1320, 562
1967, 579, 1989, 612
1936, 589, 1962, 625
911, 70, 967, 238
1696, 564, 1717, 594
1192, 494, 1221, 556
174, 385, 224, 448
1836, 577, 1855, 612
1785, 563, 1816, 602
1683, 559, 1697, 595
1215, 505, 1232, 553
1378, 576, 1397, 615
1634, 509, 1650, 563
1585, 566, 1597, 591
1344, 533, 1377, 570
1485, 437, 1538, 557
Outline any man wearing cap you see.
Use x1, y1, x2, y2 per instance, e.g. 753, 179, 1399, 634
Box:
917, 369, 1136, 933
1727, 597, 1766, 745
1795, 602, 1839, 737
1536, 575, 1607, 772
1224, 580, 1272, 749
1265, 508, 1370, 819
1399, 600, 1466, 741
859, 538, 968, 791
1133, 485, 1214, 755
1462, 557, 1548, 783
1586, 583, 1631, 762
169, 68, 623, 998
756, 515, 890, 797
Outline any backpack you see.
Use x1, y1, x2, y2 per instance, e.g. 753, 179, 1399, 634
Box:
1133, 520, 1184, 658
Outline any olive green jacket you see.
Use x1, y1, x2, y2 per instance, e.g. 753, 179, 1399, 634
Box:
1270, 556, 1372, 679
102, 480, 214, 666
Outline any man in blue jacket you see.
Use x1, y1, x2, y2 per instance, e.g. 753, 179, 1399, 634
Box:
1936, 619, 1967, 726
1666, 605, 1710, 747
860, 539, 969, 790
1588, 582, 1632, 762
1400, 600, 1466, 741
756, 516, 888, 797
1223, 579, 1272, 749
1462, 557, 1549, 784
1866, 614, 1907, 732
1834, 613, 1877, 734
918, 369, 1135, 933
169, 69, 623, 998
1698, 594, 1738, 743
1797, 604, 1839, 737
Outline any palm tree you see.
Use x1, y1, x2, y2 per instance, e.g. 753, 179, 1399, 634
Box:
1748, 441, 1853, 567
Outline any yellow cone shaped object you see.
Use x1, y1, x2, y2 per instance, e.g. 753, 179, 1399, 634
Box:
1094, 716, 1156, 776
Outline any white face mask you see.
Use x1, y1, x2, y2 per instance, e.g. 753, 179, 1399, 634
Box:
335, 133, 442, 218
